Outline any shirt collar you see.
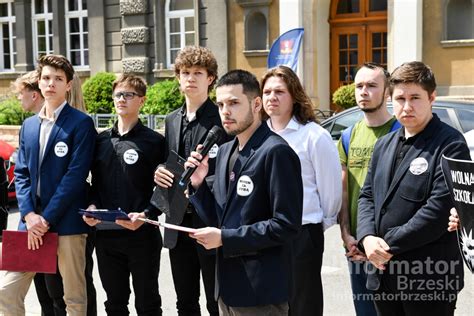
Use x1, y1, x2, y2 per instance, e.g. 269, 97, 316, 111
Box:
397, 113, 439, 142
38, 101, 67, 123
180, 98, 210, 122
111, 119, 143, 137
266, 116, 300, 132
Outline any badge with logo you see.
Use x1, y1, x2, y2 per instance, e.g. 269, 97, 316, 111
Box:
409, 157, 428, 175
236, 175, 254, 197
54, 142, 68, 157
208, 144, 219, 159
123, 149, 139, 165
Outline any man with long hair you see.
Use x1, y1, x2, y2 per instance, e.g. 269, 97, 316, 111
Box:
261, 65, 342, 316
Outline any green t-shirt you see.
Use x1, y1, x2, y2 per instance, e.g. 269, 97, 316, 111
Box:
337, 117, 397, 236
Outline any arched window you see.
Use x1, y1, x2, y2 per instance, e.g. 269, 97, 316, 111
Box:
236, 0, 270, 54
446, 0, 473, 40
246, 11, 267, 51
165, 0, 196, 67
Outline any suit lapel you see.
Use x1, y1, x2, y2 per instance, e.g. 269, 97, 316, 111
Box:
220, 124, 269, 224
379, 135, 399, 202
169, 111, 182, 153
29, 117, 41, 198
193, 100, 216, 148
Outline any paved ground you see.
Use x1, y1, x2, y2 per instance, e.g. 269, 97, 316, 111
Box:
1, 208, 473, 315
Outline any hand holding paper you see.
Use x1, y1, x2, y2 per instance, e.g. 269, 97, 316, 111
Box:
137, 217, 197, 233
189, 227, 222, 250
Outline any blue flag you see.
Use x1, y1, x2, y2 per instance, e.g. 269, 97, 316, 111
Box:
267, 28, 304, 71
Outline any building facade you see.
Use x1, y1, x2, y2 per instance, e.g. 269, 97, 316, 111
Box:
0, 0, 472, 110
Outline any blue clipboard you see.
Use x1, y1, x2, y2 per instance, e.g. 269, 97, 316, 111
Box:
78, 209, 130, 222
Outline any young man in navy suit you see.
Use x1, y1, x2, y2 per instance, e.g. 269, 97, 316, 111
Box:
0, 55, 96, 316
185, 70, 303, 315
357, 61, 470, 315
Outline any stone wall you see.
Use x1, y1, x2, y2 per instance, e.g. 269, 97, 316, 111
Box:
0, 125, 20, 148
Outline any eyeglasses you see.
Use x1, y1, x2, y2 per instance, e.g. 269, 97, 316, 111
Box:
112, 91, 142, 100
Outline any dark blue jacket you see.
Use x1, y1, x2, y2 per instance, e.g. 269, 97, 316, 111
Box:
190, 123, 303, 307
15, 104, 96, 235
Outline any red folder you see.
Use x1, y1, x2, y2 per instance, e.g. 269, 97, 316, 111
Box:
0, 230, 58, 273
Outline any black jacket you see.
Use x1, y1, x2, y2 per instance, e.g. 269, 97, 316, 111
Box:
357, 114, 470, 295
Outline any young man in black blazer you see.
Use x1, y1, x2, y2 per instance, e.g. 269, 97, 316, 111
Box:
153, 46, 228, 316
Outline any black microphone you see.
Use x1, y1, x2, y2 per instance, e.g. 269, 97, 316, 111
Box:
178, 126, 225, 187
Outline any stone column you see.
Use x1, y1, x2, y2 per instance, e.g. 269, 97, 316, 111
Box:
51, 0, 67, 56
119, 0, 152, 82
13, 0, 35, 71
87, 0, 107, 73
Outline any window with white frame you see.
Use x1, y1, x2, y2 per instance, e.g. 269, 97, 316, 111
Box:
32, 0, 53, 61
165, 0, 196, 68
0, 0, 16, 71
66, 0, 88, 68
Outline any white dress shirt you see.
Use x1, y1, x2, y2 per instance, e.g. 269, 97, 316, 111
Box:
268, 117, 342, 230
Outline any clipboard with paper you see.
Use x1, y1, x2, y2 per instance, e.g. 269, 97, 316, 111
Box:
150, 150, 188, 217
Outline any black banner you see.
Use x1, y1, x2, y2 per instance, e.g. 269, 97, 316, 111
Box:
442, 155, 474, 273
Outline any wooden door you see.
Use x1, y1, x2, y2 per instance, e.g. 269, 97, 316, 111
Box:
329, 0, 388, 110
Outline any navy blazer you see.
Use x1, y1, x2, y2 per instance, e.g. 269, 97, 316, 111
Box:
15, 104, 96, 235
190, 123, 303, 307
162, 98, 230, 249
357, 114, 470, 294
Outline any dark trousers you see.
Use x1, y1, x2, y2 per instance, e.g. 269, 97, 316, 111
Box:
289, 223, 324, 316
374, 295, 457, 316
95, 227, 162, 316
36, 233, 97, 316
169, 214, 218, 316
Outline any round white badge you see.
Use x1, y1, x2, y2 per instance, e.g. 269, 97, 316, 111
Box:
409, 157, 428, 175
123, 149, 139, 165
237, 175, 254, 197
54, 142, 68, 157
208, 144, 219, 159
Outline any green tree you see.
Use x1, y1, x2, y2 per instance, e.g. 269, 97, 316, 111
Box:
332, 83, 356, 110
142, 79, 184, 115
0, 97, 34, 125
82, 72, 116, 113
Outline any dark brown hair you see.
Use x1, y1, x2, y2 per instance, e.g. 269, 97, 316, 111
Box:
260, 65, 316, 124
389, 61, 436, 96
37, 54, 75, 82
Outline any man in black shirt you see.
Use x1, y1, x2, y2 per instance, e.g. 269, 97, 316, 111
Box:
83, 74, 165, 315
152, 46, 227, 316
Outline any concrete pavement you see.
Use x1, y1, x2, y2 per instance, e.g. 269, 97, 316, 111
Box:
1, 208, 473, 315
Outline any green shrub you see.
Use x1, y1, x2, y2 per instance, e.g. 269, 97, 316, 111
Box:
0, 97, 33, 125
142, 79, 184, 115
82, 72, 116, 114
332, 83, 356, 109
